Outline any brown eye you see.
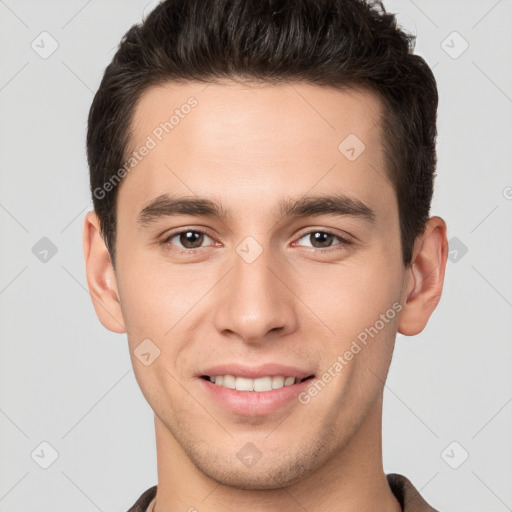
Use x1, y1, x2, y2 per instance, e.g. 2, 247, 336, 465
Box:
309, 232, 335, 248
296, 230, 350, 250
164, 230, 214, 250
179, 231, 204, 248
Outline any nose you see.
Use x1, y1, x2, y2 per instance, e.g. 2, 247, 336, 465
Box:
212, 243, 298, 345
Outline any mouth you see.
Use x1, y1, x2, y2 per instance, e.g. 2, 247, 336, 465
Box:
200, 374, 315, 392
198, 373, 316, 416
196, 363, 316, 415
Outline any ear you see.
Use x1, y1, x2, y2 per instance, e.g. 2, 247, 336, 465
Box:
397, 216, 448, 336
82, 211, 126, 333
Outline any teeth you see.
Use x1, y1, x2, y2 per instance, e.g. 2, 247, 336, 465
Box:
272, 376, 285, 389
222, 375, 236, 388
236, 377, 254, 391
208, 375, 300, 392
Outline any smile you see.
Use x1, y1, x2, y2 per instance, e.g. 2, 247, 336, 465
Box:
201, 375, 313, 392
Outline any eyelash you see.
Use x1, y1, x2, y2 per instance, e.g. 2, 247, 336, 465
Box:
161, 228, 353, 255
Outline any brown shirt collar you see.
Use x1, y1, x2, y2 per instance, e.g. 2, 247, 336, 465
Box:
386, 473, 440, 511
127, 473, 440, 512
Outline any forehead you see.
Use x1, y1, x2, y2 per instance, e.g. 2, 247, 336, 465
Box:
119, 80, 394, 224
130, 79, 384, 154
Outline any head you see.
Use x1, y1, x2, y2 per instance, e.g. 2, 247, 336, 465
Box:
83, 0, 447, 490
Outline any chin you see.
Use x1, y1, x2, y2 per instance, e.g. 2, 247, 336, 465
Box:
186, 444, 323, 490
201, 463, 310, 490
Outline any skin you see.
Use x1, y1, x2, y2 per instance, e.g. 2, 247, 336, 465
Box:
83, 80, 448, 512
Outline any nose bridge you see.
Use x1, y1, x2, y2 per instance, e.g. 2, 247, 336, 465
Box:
213, 238, 296, 342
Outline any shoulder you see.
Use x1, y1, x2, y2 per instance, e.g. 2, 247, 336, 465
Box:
386, 473, 440, 512
126, 485, 157, 512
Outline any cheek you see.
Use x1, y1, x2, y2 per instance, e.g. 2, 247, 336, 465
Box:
296, 254, 402, 338
115, 249, 224, 359
305, 261, 401, 403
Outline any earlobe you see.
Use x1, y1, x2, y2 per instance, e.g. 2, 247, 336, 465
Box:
82, 211, 126, 334
397, 216, 448, 336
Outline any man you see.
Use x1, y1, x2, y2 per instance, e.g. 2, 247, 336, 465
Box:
82, 0, 448, 510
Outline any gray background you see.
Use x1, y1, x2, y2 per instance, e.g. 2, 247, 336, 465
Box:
0, 0, 511, 510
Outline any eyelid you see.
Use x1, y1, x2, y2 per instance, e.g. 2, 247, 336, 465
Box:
294, 223, 354, 240
161, 226, 353, 255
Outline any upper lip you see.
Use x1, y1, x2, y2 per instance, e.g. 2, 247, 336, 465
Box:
199, 363, 314, 380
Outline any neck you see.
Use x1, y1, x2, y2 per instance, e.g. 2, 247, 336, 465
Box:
152, 395, 401, 512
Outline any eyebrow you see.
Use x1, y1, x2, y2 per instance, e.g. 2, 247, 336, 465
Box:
137, 193, 377, 226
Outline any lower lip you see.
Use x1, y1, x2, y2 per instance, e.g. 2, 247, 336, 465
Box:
198, 377, 314, 416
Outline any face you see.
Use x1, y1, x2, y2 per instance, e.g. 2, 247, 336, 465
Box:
84, 80, 443, 490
